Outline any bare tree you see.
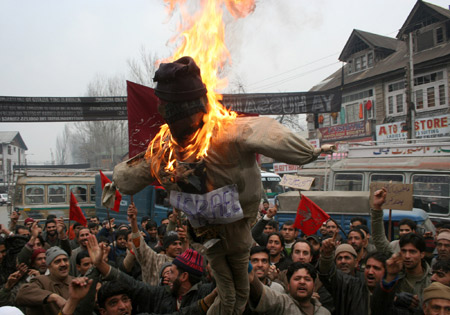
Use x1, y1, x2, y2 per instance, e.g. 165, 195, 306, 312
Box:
127, 46, 160, 87
55, 125, 72, 164
275, 114, 306, 133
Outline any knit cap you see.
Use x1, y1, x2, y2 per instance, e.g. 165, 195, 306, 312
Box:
423, 281, 450, 302
46, 246, 68, 265
153, 56, 207, 103
334, 244, 357, 259
172, 249, 204, 277
437, 231, 450, 242
31, 248, 46, 264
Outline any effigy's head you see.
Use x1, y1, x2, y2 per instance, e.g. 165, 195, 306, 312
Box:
153, 56, 208, 143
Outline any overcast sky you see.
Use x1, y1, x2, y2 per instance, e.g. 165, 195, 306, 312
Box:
1, 0, 449, 163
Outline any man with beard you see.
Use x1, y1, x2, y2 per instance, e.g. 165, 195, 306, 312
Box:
347, 227, 375, 271
16, 247, 72, 314
248, 262, 330, 314
319, 234, 388, 315
432, 231, 450, 267
251, 205, 278, 246
280, 221, 299, 256
87, 235, 218, 314
42, 218, 71, 254
70, 227, 91, 276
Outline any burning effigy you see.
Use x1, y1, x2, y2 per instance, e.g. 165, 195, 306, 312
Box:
104, 1, 333, 314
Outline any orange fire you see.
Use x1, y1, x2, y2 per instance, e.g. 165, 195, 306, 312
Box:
146, 0, 255, 181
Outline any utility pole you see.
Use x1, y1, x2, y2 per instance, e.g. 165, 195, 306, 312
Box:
405, 32, 416, 140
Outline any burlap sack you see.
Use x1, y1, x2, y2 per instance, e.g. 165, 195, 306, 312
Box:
112, 151, 154, 195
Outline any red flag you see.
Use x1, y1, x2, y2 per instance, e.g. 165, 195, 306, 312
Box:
127, 81, 165, 157
99, 170, 122, 212
70, 192, 87, 226
293, 195, 330, 236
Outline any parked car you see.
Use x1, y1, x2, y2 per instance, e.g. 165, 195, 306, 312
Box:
0, 194, 8, 205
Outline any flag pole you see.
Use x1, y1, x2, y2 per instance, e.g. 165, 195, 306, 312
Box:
106, 207, 116, 261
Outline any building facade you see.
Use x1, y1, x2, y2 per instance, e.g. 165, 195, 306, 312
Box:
307, 1, 450, 146
0, 131, 27, 189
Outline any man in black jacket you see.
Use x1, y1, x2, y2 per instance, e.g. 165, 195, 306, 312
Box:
87, 235, 217, 314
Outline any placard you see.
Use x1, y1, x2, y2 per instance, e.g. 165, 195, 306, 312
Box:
280, 175, 315, 190
369, 183, 413, 210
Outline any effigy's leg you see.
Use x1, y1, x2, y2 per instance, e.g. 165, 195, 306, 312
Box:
206, 218, 252, 315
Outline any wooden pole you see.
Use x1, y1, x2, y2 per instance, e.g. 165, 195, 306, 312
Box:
388, 209, 392, 242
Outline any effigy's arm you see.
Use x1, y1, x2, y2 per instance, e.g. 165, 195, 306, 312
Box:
239, 117, 326, 166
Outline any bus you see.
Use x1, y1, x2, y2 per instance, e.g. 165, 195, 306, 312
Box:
328, 138, 450, 222
13, 169, 97, 221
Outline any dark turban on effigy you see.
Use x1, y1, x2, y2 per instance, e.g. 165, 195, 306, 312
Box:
153, 56, 208, 123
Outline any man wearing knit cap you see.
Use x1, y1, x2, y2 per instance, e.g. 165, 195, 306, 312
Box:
108, 56, 334, 315
333, 243, 358, 275
88, 235, 218, 314
319, 233, 389, 315
432, 231, 450, 267
16, 247, 71, 314
422, 282, 450, 314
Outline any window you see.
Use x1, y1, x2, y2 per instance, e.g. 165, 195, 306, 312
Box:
90, 185, 96, 203
346, 103, 362, 123
8, 146, 11, 155
396, 94, 404, 113
367, 53, 374, 67
0, 146, 2, 154
361, 55, 367, 69
427, 87, 435, 107
436, 27, 444, 44
413, 71, 447, 111
70, 185, 87, 202
348, 60, 353, 74
334, 173, 363, 191
355, 58, 361, 71
25, 185, 45, 205
388, 96, 394, 115
439, 85, 445, 105
370, 174, 404, 184
415, 90, 423, 110
413, 174, 450, 215
48, 185, 66, 203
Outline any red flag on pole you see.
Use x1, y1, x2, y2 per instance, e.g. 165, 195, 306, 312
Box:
69, 192, 87, 226
99, 170, 122, 212
127, 81, 165, 158
293, 195, 330, 236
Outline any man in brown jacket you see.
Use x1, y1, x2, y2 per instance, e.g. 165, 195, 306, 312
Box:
16, 246, 71, 314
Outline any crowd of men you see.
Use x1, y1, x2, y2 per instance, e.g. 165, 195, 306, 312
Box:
1, 188, 450, 315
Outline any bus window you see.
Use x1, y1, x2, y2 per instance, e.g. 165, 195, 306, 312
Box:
70, 185, 87, 202
48, 185, 66, 204
370, 174, 404, 184
413, 174, 450, 215
25, 185, 45, 205
334, 173, 363, 191
90, 185, 96, 203
14, 185, 23, 204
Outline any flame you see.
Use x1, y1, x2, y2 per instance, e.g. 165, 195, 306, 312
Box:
146, 0, 255, 182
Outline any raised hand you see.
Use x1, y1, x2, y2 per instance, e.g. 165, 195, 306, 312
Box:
68, 277, 93, 300
267, 206, 277, 219
385, 253, 403, 282
5, 263, 28, 289
127, 203, 139, 233
373, 188, 387, 210
30, 220, 41, 239
86, 235, 103, 267
321, 231, 338, 257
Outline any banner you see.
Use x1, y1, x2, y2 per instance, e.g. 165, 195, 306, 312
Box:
126, 81, 165, 157
0, 88, 341, 122
376, 114, 450, 141
222, 88, 341, 115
